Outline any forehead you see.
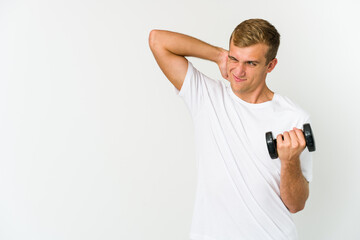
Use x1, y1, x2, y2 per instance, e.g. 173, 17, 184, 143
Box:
229, 41, 269, 61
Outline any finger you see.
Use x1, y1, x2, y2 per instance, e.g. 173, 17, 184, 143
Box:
289, 130, 299, 147
276, 134, 284, 143
289, 130, 298, 142
282, 131, 290, 143
293, 127, 306, 146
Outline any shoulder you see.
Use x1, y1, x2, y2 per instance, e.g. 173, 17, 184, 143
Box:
188, 61, 223, 89
273, 93, 310, 121
177, 61, 224, 100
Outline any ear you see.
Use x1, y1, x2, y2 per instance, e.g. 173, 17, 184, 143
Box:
267, 58, 278, 73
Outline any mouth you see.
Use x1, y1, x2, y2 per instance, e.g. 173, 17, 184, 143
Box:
233, 74, 246, 82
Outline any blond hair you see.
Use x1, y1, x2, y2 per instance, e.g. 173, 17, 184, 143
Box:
230, 19, 280, 64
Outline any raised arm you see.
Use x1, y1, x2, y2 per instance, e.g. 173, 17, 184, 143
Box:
148, 30, 228, 90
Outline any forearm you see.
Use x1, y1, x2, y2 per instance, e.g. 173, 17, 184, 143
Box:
280, 158, 309, 213
149, 30, 223, 64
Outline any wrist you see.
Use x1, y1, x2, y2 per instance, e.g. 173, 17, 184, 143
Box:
281, 157, 301, 171
215, 47, 227, 64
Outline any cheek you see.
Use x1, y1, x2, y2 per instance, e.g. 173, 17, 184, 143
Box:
252, 68, 266, 76
251, 69, 267, 82
260, 68, 268, 77
227, 63, 236, 73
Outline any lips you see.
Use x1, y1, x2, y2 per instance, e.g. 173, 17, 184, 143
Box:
233, 74, 246, 82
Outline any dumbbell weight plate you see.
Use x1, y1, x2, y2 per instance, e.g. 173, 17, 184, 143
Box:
265, 132, 278, 159
303, 123, 316, 152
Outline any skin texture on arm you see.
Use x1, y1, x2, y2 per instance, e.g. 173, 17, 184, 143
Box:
277, 127, 310, 213
149, 30, 228, 90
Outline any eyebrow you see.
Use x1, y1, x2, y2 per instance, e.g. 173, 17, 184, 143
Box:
228, 55, 237, 60
228, 55, 260, 64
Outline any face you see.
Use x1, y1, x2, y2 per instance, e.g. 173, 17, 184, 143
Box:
227, 41, 277, 97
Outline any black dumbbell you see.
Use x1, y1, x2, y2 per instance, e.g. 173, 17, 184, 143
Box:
265, 123, 316, 159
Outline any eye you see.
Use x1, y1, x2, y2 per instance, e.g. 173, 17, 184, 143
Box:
228, 56, 238, 62
247, 61, 257, 66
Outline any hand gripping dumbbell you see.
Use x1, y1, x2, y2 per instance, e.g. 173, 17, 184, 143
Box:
265, 123, 316, 159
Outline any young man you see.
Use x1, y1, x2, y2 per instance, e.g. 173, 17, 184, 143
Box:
149, 19, 312, 240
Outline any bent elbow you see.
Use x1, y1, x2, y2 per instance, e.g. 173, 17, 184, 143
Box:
148, 29, 160, 49
288, 204, 305, 214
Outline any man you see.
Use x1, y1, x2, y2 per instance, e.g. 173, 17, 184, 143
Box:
149, 19, 312, 240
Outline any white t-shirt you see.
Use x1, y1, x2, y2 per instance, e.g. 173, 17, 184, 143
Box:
174, 61, 313, 240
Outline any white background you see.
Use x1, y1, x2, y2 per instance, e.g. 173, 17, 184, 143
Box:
1, 0, 359, 239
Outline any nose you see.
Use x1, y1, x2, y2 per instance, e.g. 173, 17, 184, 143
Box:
233, 63, 246, 77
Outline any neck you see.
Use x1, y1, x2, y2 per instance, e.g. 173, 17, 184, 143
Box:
231, 85, 274, 104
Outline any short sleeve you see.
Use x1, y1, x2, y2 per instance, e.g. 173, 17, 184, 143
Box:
300, 146, 313, 182
173, 61, 207, 119
299, 118, 314, 182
